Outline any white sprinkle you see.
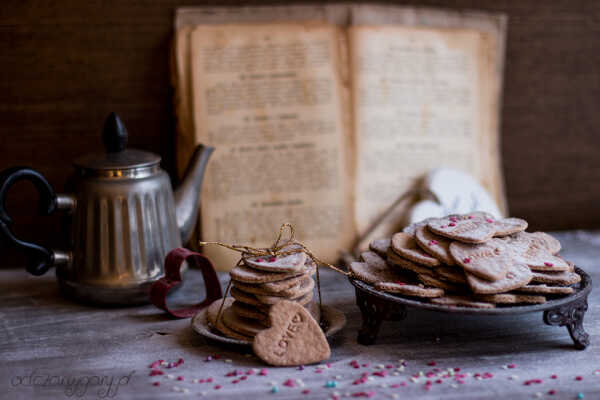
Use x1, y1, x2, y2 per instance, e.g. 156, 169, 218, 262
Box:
173, 386, 181, 392
333, 391, 340, 397
533, 393, 542, 398
335, 375, 342, 380
376, 364, 385, 369
253, 368, 261, 373
393, 372, 400, 376
367, 377, 374, 381
166, 374, 175, 380
392, 395, 399, 399
225, 359, 232, 363
379, 383, 387, 388
182, 388, 190, 394
509, 375, 519, 380
200, 391, 207, 396
269, 381, 277, 386
451, 384, 459, 389
160, 361, 168, 366
410, 377, 418, 383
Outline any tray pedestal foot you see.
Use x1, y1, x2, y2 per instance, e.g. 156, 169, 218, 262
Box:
355, 287, 406, 345
543, 295, 590, 350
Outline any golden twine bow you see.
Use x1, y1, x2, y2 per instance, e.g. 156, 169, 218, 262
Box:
199, 223, 350, 329
198, 223, 350, 276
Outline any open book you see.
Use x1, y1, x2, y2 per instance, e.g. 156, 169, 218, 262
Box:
173, 4, 507, 270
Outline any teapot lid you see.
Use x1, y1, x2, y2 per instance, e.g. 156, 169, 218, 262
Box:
73, 113, 161, 172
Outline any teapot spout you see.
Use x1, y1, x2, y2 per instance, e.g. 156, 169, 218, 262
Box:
174, 144, 214, 244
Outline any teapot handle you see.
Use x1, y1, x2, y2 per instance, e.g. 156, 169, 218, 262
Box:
0, 167, 73, 276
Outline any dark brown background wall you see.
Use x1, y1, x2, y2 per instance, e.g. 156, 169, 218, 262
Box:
1, 1, 599, 267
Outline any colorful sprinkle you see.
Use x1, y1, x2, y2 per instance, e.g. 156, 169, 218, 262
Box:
427, 361, 437, 366
577, 393, 584, 399
463, 258, 471, 264
551, 374, 558, 379
326, 380, 338, 388
152, 382, 160, 387
576, 376, 583, 381
271, 386, 279, 393
486, 218, 494, 223
544, 262, 554, 267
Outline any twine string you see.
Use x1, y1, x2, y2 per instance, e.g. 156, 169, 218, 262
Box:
201, 223, 350, 326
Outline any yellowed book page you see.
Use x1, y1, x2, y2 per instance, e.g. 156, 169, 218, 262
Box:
350, 25, 495, 243
190, 23, 354, 270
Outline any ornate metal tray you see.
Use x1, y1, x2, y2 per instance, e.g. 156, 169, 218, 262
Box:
349, 267, 592, 349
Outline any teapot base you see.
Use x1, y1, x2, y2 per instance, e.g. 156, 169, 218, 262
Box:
57, 277, 159, 307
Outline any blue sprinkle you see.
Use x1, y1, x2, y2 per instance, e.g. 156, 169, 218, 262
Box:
577, 393, 584, 400
326, 380, 338, 388
271, 386, 279, 394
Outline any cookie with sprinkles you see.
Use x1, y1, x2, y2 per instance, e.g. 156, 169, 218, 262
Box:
375, 281, 444, 298
386, 248, 432, 275
465, 262, 532, 294
531, 270, 581, 286
256, 289, 314, 306
369, 238, 391, 258
427, 213, 497, 244
475, 293, 546, 304
513, 284, 574, 295
450, 238, 512, 281
243, 244, 307, 273
414, 225, 456, 265
504, 232, 569, 271
430, 295, 495, 309
391, 232, 441, 267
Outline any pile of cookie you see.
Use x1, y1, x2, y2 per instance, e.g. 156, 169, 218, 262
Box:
351, 212, 581, 308
207, 244, 319, 341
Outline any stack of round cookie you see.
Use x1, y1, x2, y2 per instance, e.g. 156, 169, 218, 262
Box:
351, 212, 580, 309
206, 245, 319, 341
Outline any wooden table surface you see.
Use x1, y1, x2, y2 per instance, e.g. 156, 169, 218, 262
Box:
2, 230, 600, 399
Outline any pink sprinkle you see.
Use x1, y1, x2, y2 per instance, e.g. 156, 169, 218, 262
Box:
240, 376, 247, 381
456, 379, 465, 384
463, 258, 471, 264
232, 380, 239, 384
524, 379, 543, 385
268, 257, 277, 262
393, 281, 405, 285
247, 369, 255, 375
449, 222, 456, 227
373, 371, 387, 377
259, 369, 268, 376
351, 392, 376, 398
429, 240, 438, 245
427, 361, 437, 366
454, 367, 461, 372
468, 215, 474, 219
545, 262, 554, 267
548, 390, 556, 395
177, 358, 184, 365
283, 379, 295, 387
441, 225, 447, 229
551, 374, 558, 379
483, 372, 494, 379
198, 379, 205, 383
449, 217, 458, 222
575, 376, 583, 381
176, 376, 184, 381
390, 383, 400, 388
256, 258, 263, 262
152, 382, 160, 387
149, 361, 160, 369
315, 369, 323, 374
435, 379, 442, 384
214, 385, 221, 390
426, 372, 435, 378
507, 363, 516, 369
385, 364, 394, 369
149, 370, 163, 376
362, 363, 370, 367
400, 382, 407, 387
298, 365, 305, 371
486, 218, 494, 223
207, 377, 213, 383
226, 371, 237, 377
302, 389, 310, 395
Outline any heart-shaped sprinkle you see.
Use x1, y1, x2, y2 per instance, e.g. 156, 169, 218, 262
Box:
253, 301, 330, 366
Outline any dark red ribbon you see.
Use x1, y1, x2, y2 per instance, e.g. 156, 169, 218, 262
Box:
150, 247, 222, 318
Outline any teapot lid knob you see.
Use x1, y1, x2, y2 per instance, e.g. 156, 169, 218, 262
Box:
103, 112, 128, 153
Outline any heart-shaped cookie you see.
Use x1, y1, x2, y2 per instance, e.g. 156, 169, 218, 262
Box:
253, 300, 330, 366
504, 232, 569, 271
414, 225, 455, 265
391, 232, 440, 267
244, 245, 307, 273
450, 238, 511, 281
465, 262, 532, 294
428, 213, 497, 243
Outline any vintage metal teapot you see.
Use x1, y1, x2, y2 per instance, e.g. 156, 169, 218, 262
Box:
0, 113, 213, 305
